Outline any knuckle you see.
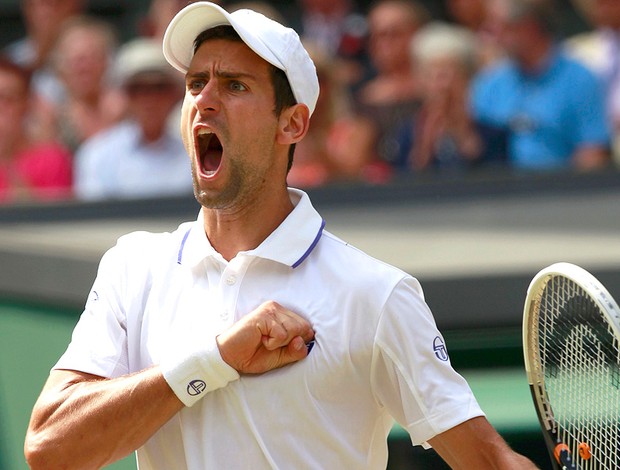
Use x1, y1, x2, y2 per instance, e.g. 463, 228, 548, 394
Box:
263, 300, 281, 312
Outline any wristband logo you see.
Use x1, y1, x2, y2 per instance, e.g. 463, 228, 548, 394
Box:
187, 379, 207, 396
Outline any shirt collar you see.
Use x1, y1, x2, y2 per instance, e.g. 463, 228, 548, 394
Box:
515, 45, 561, 81
178, 188, 325, 269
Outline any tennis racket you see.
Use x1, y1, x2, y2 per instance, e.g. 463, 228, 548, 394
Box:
523, 262, 620, 470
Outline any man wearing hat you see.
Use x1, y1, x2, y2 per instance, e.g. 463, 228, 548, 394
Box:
25, 3, 535, 469
74, 37, 192, 200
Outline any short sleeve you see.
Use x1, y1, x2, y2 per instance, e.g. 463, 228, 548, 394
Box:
370, 277, 484, 448
53, 242, 132, 378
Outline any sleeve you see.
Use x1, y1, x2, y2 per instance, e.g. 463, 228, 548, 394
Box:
53, 239, 135, 378
370, 277, 484, 448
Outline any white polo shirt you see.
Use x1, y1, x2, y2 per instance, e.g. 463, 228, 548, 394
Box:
55, 189, 483, 469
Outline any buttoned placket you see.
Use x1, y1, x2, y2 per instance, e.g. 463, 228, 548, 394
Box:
216, 254, 253, 324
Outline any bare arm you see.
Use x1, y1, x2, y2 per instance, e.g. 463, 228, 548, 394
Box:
24, 301, 313, 470
428, 416, 539, 469
24, 367, 183, 470
572, 145, 609, 171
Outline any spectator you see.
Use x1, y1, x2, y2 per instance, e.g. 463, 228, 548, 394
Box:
287, 0, 368, 89
444, 0, 506, 69
565, 0, 620, 165
396, 22, 485, 173
4, 0, 86, 106
287, 44, 377, 187
355, 0, 430, 175
49, 15, 126, 152
0, 56, 72, 203
74, 38, 191, 201
138, 0, 208, 43
470, 0, 610, 171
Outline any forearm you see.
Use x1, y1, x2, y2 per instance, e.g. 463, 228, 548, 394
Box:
572, 145, 609, 170
429, 417, 539, 469
24, 301, 313, 469
25, 367, 184, 470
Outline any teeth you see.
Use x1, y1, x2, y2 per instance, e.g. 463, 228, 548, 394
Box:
197, 128, 212, 136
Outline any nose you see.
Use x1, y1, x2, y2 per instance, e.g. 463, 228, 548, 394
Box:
193, 80, 220, 115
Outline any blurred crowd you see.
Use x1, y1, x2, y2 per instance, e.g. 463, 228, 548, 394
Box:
1, 0, 619, 204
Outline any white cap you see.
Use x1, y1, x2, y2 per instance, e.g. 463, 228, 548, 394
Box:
116, 38, 177, 86
162, 1, 320, 116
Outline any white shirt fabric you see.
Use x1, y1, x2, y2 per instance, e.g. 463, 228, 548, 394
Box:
55, 188, 484, 469
74, 119, 193, 201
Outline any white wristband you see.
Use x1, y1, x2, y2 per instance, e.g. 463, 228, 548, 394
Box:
161, 338, 240, 407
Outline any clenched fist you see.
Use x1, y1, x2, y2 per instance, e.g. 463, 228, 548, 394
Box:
216, 301, 315, 374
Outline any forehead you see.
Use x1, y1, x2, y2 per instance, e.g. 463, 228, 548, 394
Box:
188, 38, 272, 74
370, 3, 418, 29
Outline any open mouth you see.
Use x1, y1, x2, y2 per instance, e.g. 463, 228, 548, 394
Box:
196, 127, 223, 177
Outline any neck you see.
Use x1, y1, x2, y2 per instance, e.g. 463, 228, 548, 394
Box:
202, 186, 294, 262
73, 89, 102, 108
518, 41, 552, 74
141, 124, 166, 143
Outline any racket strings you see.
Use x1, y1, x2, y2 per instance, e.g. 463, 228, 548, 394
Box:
537, 277, 620, 470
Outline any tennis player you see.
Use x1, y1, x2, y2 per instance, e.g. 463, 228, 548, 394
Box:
25, 3, 536, 469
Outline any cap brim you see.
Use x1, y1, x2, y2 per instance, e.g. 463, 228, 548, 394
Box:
163, 2, 286, 74
163, 2, 231, 73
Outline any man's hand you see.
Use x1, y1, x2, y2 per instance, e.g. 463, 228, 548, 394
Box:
216, 301, 315, 374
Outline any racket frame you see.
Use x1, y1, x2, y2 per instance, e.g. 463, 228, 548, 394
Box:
522, 262, 620, 470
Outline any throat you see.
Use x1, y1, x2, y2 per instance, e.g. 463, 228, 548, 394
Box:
198, 133, 223, 174
201, 149, 222, 173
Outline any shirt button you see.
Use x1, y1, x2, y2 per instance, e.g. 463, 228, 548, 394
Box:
226, 275, 237, 286
220, 310, 229, 321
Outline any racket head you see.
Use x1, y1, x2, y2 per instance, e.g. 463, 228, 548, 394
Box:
523, 262, 620, 470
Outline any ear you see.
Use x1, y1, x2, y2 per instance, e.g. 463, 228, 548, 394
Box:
276, 104, 310, 145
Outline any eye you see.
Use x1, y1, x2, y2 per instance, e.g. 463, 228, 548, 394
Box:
229, 81, 247, 92
188, 79, 206, 94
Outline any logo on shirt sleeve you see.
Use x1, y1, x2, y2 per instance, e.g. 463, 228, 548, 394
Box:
433, 336, 449, 362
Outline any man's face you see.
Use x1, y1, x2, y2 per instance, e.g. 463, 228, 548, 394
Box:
498, 16, 539, 61
591, 0, 620, 28
55, 26, 110, 98
181, 39, 284, 210
368, 3, 418, 73
126, 72, 181, 140
447, 0, 486, 29
22, 0, 83, 39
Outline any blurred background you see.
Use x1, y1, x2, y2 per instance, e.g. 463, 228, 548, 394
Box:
1, 0, 620, 468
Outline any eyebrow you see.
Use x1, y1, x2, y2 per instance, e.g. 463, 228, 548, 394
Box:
185, 70, 257, 82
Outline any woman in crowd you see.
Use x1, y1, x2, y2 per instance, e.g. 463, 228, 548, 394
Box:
0, 56, 72, 203
49, 15, 126, 152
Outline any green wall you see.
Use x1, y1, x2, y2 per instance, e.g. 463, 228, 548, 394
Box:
0, 300, 550, 469
0, 301, 135, 470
